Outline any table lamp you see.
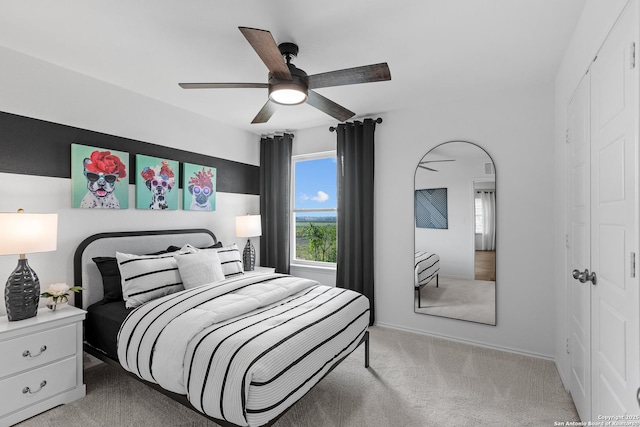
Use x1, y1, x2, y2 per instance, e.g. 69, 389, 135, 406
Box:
235, 214, 262, 271
0, 209, 58, 321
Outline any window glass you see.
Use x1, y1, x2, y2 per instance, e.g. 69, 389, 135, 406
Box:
292, 153, 337, 264
475, 195, 484, 233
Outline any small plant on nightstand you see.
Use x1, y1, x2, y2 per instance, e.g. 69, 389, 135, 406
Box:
40, 283, 83, 310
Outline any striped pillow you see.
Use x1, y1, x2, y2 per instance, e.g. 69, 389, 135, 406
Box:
214, 243, 244, 278
116, 252, 184, 308
194, 243, 243, 278
179, 243, 244, 278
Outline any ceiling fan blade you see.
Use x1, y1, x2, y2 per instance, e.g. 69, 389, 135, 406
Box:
418, 165, 439, 171
308, 63, 391, 89
238, 27, 292, 80
179, 82, 268, 89
419, 159, 456, 164
251, 100, 277, 124
306, 90, 355, 122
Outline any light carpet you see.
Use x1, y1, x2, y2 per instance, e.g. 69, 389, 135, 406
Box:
16, 326, 577, 427
416, 277, 496, 325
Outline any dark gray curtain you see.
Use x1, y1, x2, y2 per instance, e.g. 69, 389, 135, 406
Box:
259, 133, 293, 274
336, 119, 376, 325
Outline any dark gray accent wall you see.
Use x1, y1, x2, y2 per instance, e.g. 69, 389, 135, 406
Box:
0, 111, 259, 195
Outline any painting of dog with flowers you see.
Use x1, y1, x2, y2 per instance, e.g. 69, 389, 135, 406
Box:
71, 144, 129, 209
182, 163, 216, 211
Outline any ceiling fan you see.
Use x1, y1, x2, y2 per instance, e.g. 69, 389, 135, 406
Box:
178, 27, 391, 124
418, 159, 456, 172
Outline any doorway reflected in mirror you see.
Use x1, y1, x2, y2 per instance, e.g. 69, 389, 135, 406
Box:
414, 141, 496, 325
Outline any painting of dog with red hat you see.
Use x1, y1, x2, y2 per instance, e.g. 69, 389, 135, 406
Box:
183, 163, 216, 211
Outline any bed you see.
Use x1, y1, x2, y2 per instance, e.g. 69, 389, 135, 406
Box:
74, 229, 370, 427
414, 251, 439, 308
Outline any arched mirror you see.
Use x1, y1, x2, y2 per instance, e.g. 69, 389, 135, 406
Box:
414, 141, 496, 325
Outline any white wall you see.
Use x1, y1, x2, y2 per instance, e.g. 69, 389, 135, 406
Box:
289, 265, 337, 287
0, 46, 260, 315
553, 0, 629, 385
294, 81, 556, 358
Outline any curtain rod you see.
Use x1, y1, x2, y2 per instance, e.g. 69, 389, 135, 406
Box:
260, 132, 295, 138
328, 117, 382, 132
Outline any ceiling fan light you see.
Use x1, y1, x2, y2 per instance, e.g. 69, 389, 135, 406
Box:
269, 86, 308, 105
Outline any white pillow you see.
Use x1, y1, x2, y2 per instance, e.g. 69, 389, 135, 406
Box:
174, 250, 225, 289
116, 252, 184, 308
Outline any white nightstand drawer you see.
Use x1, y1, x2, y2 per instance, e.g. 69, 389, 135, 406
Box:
0, 323, 76, 378
0, 356, 77, 417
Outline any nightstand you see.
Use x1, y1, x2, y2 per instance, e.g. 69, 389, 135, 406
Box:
0, 305, 86, 426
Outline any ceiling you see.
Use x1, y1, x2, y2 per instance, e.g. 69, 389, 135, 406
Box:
0, 0, 586, 135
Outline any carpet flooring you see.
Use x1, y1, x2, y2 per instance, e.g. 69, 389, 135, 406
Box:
16, 326, 578, 427
415, 277, 496, 325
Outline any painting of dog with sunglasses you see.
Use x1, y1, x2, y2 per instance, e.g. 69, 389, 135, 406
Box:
79, 150, 127, 209
185, 166, 216, 211
139, 160, 176, 209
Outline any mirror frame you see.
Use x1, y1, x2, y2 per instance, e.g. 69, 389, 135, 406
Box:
413, 140, 497, 325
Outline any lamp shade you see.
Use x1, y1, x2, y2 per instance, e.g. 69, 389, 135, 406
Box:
0, 212, 58, 256
267, 65, 309, 106
235, 215, 262, 238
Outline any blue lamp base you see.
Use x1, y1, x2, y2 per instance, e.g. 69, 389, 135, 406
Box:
4, 258, 40, 321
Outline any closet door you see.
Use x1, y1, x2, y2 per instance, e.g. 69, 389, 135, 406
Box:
590, 0, 639, 417
567, 73, 591, 421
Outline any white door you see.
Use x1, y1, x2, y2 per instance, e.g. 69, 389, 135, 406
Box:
589, 0, 640, 417
567, 0, 640, 419
567, 73, 591, 421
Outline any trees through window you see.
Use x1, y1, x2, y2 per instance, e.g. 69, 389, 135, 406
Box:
291, 152, 337, 265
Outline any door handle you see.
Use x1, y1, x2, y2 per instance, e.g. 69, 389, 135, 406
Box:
572, 269, 597, 285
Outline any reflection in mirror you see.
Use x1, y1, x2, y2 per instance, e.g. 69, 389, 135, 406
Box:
414, 141, 496, 325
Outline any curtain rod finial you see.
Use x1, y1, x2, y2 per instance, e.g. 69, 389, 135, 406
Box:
329, 126, 337, 132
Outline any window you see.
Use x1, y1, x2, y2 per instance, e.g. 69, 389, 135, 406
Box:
291, 152, 337, 266
475, 192, 484, 234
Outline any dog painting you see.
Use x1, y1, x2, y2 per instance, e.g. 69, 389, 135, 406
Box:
71, 144, 129, 209
183, 163, 216, 211
135, 155, 178, 210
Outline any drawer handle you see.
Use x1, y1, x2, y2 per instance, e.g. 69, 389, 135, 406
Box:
22, 380, 47, 395
22, 345, 47, 358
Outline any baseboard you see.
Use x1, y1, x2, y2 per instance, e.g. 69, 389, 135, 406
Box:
374, 321, 555, 361
555, 359, 571, 391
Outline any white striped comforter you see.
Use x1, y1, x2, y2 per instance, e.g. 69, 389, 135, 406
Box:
118, 273, 369, 427
415, 251, 439, 287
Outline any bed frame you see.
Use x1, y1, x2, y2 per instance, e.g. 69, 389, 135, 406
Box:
73, 228, 369, 427
415, 274, 439, 308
